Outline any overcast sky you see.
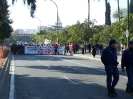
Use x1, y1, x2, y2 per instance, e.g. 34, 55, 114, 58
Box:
8, 0, 127, 29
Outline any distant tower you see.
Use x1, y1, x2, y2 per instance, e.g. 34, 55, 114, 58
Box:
55, 15, 62, 27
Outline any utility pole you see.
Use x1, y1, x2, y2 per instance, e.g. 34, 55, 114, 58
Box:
127, 0, 130, 47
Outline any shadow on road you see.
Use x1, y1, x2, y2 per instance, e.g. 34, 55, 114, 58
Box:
14, 74, 133, 99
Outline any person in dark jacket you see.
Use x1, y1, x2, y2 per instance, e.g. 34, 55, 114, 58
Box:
121, 41, 133, 95
92, 42, 96, 58
101, 39, 119, 97
87, 43, 91, 53
99, 43, 103, 55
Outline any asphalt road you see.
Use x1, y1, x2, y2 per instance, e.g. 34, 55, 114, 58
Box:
0, 55, 133, 99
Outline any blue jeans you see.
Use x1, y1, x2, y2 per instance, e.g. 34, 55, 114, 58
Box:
105, 65, 119, 90
126, 66, 133, 89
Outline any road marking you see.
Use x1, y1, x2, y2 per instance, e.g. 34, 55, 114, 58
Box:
46, 65, 51, 68
63, 76, 78, 84
64, 59, 105, 72
9, 55, 15, 99
62, 59, 127, 80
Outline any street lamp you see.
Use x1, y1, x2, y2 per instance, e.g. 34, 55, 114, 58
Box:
44, 0, 59, 43
127, 0, 130, 47
35, 17, 41, 31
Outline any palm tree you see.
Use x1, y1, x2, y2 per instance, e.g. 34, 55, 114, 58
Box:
11, 0, 36, 17
88, 0, 101, 22
117, 0, 120, 22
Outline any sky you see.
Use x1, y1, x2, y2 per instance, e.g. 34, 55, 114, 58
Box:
8, 0, 127, 29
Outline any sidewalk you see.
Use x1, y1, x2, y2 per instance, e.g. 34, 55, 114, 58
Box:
71, 52, 122, 64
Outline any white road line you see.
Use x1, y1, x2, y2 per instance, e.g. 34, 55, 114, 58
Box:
63, 76, 78, 84
9, 55, 15, 99
62, 59, 127, 79
64, 59, 105, 72
46, 65, 51, 68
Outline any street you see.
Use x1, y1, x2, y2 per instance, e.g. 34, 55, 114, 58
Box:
1, 54, 133, 99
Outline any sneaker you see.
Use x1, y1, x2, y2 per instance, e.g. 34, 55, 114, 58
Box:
108, 92, 115, 97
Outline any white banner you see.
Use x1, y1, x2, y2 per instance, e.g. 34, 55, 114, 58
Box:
24, 46, 65, 55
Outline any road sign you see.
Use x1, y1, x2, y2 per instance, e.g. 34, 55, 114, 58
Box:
126, 30, 129, 37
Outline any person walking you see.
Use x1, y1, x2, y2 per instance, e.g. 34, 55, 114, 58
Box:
87, 43, 92, 53
121, 40, 133, 95
80, 43, 85, 55
92, 42, 96, 58
99, 43, 103, 55
54, 44, 58, 55
101, 39, 119, 97
65, 44, 69, 53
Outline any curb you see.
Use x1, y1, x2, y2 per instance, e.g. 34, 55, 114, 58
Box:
0, 52, 11, 93
0, 52, 11, 77
73, 54, 101, 61
72, 54, 121, 65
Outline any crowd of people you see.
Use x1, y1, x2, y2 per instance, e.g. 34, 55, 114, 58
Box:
10, 42, 103, 56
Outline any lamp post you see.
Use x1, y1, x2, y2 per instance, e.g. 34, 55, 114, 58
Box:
127, 0, 130, 47
35, 17, 41, 31
35, 17, 41, 42
44, 0, 59, 43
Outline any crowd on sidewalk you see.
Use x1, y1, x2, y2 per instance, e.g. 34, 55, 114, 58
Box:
64, 42, 103, 57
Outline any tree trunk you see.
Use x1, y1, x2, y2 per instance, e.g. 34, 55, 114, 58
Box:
117, 0, 120, 21
105, 0, 108, 25
88, 0, 90, 21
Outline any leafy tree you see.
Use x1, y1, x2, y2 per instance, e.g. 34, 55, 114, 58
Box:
0, 22, 13, 40
113, 8, 127, 21
37, 29, 47, 35
0, 0, 8, 26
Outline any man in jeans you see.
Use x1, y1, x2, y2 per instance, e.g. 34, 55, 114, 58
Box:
101, 39, 119, 97
121, 40, 133, 95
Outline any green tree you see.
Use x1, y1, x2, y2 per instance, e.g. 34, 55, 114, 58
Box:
37, 29, 47, 35
0, 22, 13, 41
113, 8, 127, 21
0, 0, 8, 26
